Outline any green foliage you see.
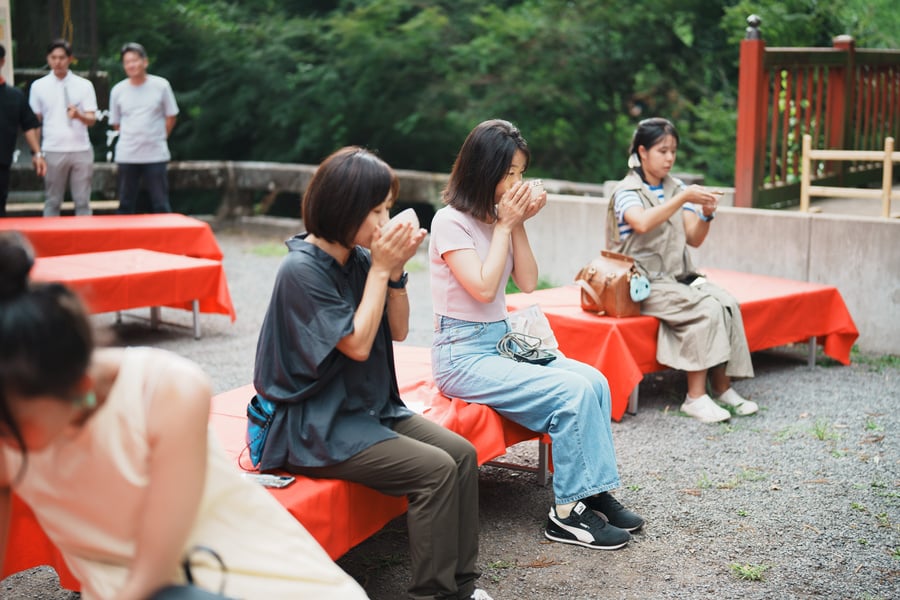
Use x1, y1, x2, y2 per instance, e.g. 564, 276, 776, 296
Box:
729, 562, 770, 581
14, 0, 897, 186
506, 277, 554, 295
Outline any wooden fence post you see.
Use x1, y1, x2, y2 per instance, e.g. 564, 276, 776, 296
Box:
800, 134, 812, 212
881, 137, 894, 218
734, 15, 766, 208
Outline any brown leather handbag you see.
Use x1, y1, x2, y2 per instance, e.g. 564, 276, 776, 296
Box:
574, 250, 646, 317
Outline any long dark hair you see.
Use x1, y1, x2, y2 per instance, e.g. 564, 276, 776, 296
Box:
443, 119, 531, 222
0, 232, 94, 459
627, 117, 680, 184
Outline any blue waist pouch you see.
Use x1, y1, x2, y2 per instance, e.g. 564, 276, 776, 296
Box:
246, 394, 276, 468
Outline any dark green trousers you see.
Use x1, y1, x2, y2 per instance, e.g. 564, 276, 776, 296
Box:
290, 414, 481, 600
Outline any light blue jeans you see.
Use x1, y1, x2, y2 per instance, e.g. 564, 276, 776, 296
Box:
432, 316, 621, 504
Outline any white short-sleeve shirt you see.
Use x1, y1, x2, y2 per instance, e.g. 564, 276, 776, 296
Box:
28, 71, 98, 152
109, 74, 179, 163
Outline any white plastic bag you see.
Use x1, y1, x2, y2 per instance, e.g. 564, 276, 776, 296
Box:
507, 304, 559, 350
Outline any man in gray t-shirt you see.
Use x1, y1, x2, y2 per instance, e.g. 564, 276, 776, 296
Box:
109, 42, 178, 213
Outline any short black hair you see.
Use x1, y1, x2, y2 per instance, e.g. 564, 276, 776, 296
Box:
0, 44, 6, 59
120, 42, 147, 59
302, 147, 399, 248
47, 38, 72, 56
443, 119, 530, 223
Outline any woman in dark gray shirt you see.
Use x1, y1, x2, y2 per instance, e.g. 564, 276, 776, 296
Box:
252, 147, 490, 600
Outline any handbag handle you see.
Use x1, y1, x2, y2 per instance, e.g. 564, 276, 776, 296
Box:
574, 278, 607, 316
183, 545, 228, 594
600, 249, 635, 264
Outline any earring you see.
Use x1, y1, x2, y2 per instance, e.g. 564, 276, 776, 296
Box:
80, 391, 97, 409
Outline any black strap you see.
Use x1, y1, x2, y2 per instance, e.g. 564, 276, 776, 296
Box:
182, 545, 228, 594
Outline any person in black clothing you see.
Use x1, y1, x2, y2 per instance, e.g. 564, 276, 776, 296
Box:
0, 43, 46, 217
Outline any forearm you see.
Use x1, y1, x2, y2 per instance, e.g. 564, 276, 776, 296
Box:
684, 215, 711, 247
73, 109, 97, 126
626, 196, 684, 234
165, 116, 177, 137
337, 268, 391, 360
477, 226, 515, 300
509, 225, 538, 292
24, 128, 42, 154
386, 287, 410, 341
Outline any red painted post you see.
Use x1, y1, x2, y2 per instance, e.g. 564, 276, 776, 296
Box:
734, 15, 766, 208
827, 36, 855, 178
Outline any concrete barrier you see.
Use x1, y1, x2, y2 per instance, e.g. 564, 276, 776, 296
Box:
10, 161, 896, 353
533, 194, 899, 355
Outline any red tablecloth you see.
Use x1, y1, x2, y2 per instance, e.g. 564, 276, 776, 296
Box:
507, 268, 859, 421
31, 249, 236, 321
0, 214, 223, 260
2, 346, 538, 588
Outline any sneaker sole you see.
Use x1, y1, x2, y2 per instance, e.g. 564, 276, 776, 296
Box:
543, 530, 629, 550
681, 405, 730, 423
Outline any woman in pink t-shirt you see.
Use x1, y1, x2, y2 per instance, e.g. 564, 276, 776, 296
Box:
430, 119, 644, 551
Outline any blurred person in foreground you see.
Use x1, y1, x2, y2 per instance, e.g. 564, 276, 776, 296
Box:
0, 231, 367, 599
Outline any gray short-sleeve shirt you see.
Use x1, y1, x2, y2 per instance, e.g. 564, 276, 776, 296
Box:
253, 235, 413, 470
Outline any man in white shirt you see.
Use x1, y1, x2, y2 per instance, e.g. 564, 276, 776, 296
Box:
109, 42, 179, 213
28, 39, 97, 217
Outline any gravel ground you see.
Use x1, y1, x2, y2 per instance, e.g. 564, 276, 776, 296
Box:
4, 222, 898, 600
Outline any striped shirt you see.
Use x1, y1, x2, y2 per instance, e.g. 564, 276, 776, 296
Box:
613, 179, 699, 241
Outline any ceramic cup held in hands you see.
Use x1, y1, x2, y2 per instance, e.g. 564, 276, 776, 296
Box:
381, 207, 420, 234
529, 179, 545, 200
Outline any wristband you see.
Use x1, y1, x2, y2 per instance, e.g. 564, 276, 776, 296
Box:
387, 271, 408, 289
699, 211, 715, 222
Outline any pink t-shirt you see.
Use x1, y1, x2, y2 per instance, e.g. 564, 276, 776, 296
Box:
430, 206, 512, 323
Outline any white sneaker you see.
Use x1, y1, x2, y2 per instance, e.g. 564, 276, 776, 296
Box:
681, 394, 731, 423
471, 589, 494, 600
715, 387, 758, 416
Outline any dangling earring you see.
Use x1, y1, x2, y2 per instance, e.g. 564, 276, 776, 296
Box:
80, 391, 97, 409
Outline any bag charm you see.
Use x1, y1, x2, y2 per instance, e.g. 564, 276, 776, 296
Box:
630, 272, 651, 302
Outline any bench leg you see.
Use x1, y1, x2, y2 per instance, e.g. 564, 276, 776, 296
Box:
536, 441, 550, 488
627, 385, 639, 415
808, 335, 817, 367
484, 439, 552, 487
150, 307, 161, 330
192, 300, 201, 340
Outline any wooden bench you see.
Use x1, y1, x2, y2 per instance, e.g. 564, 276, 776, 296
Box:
3, 345, 547, 590
30, 249, 237, 339
507, 268, 859, 420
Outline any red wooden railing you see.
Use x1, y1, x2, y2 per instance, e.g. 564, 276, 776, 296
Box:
734, 15, 900, 208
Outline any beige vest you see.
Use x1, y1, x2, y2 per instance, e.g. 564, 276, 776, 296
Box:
606, 171, 696, 281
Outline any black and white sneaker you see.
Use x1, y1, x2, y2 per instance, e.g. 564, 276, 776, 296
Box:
544, 501, 631, 550
584, 492, 645, 532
